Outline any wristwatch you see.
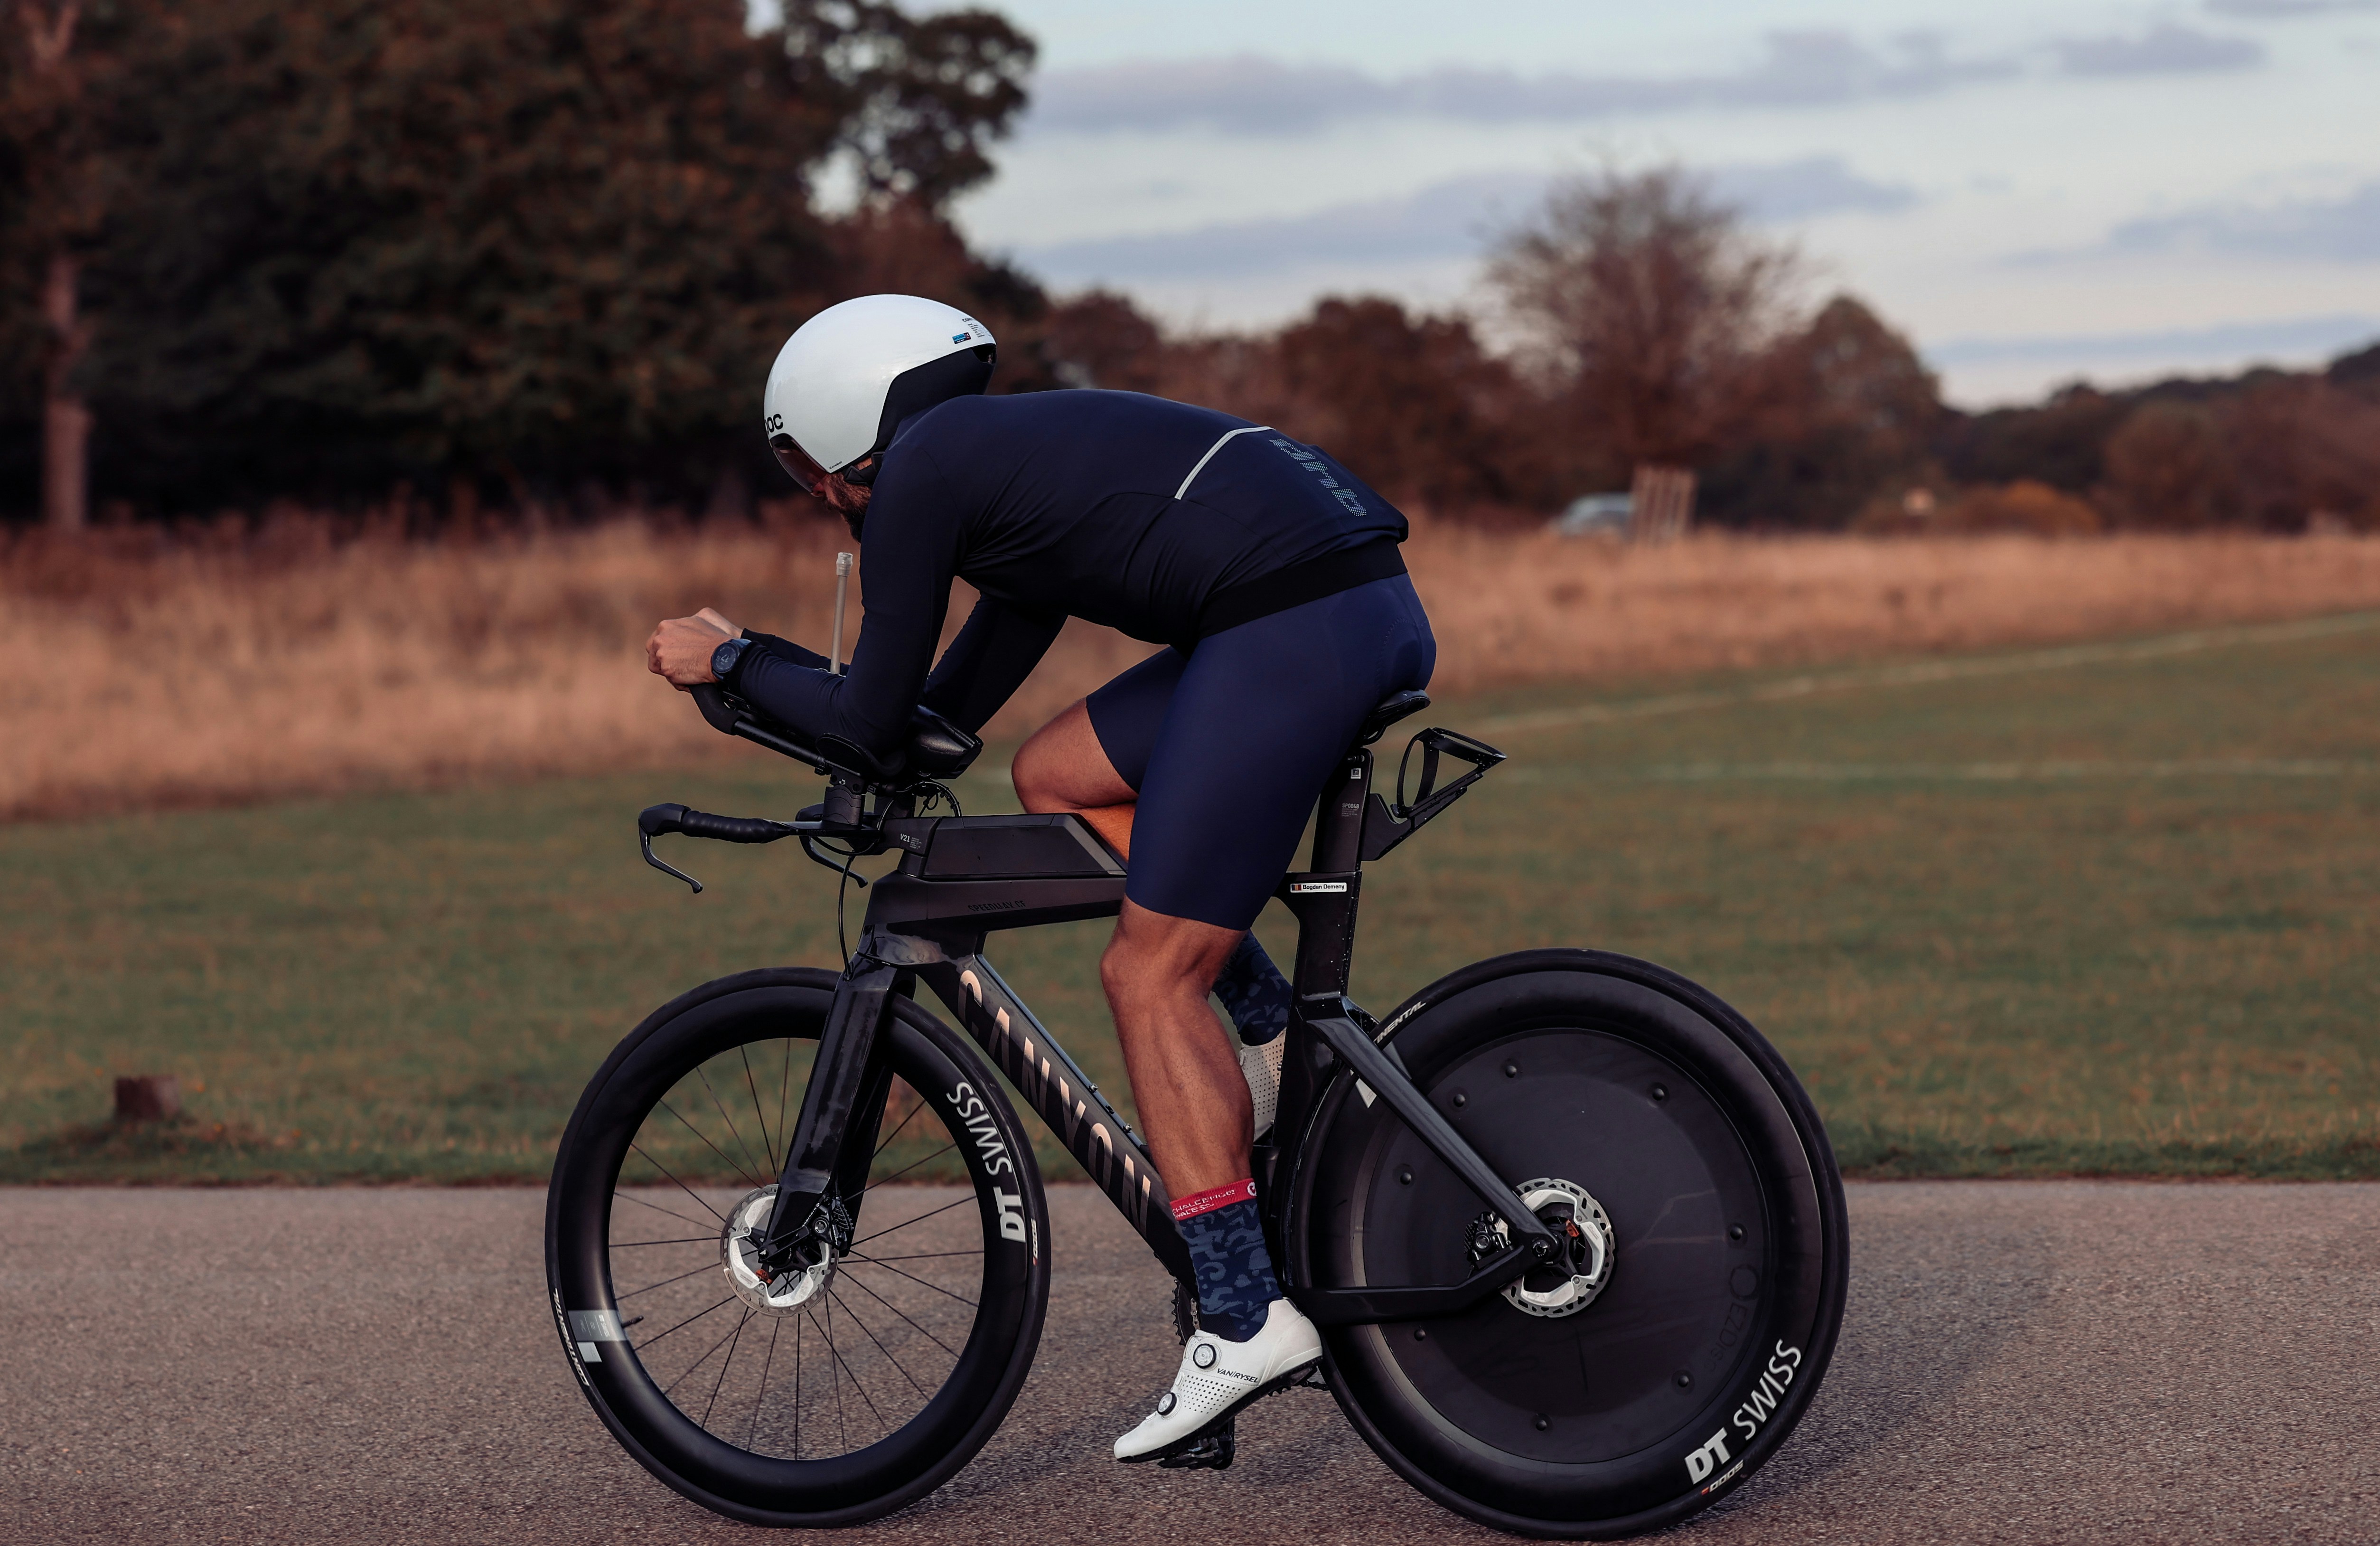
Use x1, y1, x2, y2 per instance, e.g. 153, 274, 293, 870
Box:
710, 635, 754, 686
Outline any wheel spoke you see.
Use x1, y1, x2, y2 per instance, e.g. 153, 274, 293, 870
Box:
849, 1192, 973, 1248
749, 1316, 784, 1449
617, 1260, 724, 1301
611, 1187, 719, 1233
634, 1294, 736, 1353
843, 1248, 983, 1264
818, 1291, 884, 1440
828, 1284, 928, 1399
824, 1294, 849, 1452
661, 1306, 751, 1399
626, 1142, 730, 1225
609, 1235, 717, 1249
694, 1063, 769, 1185
842, 1255, 978, 1309
698, 1307, 754, 1427
740, 1045, 777, 1173
657, 1096, 763, 1189
861, 1141, 961, 1194
870, 1089, 928, 1161
837, 1263, 965, 1361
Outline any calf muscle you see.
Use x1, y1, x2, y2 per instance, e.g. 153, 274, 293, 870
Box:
1101, 901, 1252, 1197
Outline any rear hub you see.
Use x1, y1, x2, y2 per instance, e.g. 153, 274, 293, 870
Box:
1471, 1177, 1615, 1319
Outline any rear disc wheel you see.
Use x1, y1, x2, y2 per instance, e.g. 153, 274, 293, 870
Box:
1294, 950, 1847, 1539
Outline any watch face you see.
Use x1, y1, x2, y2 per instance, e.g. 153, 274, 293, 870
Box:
711, 637, 746, 681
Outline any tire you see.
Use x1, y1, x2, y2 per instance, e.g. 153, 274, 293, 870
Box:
546, 967, 1049, 1527
1289, 949, 1848, 1539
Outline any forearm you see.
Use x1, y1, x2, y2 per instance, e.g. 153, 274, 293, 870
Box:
920, 601, 1065, 733
741, 631, 829, 671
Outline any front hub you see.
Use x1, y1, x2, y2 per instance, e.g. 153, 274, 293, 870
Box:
720, 1185, 836, 1313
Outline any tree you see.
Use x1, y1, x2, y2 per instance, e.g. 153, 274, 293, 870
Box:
2095, 402, 2241, 528
2221, 377, 2380, 530
1700, 295, 1943, 527
1, 0, 1038, 516
1487, 165, 1802, 479
1270, 296, 1521, 509
781, 0, 1033, 208
1040, 288, 1164, 392
1936, 385, 2129, 496
3, 0, 103, 528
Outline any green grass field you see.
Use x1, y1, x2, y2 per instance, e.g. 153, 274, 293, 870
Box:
7, 614, 2378, 1183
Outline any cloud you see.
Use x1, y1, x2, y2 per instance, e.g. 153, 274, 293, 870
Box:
2106, 180, 2380, 261
2053, 23, 2264, 75
1026, 32, 2015, 137
1015, 160, 1916, 285
1925, 314, 2380, 369
2205, 0, 2377, 17
1713, 157, 1919, 221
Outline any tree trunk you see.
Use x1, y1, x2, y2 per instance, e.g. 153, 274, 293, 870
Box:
41, 248, 90, 531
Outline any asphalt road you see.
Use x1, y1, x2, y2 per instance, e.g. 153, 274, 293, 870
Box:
5, 1181, 2376, 1545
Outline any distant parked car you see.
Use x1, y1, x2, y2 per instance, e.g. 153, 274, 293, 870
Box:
1551, 492, 1632, 537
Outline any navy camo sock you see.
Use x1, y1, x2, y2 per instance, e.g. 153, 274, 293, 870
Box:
1173, 1182, 1279, 1341
1212, 933, 1292, 1046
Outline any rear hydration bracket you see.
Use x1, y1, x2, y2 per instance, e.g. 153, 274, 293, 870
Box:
1359, 727, 1507, 862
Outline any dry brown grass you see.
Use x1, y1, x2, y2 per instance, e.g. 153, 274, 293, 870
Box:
8, 515, 2380, 821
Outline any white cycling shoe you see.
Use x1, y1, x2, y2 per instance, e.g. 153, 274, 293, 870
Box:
1114, 1298, 1322, 1462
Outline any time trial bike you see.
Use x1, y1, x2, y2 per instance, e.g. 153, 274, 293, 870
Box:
544, 679, 1848, 1538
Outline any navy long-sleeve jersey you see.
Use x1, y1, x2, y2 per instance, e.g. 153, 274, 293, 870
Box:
730, 389, 1408, 756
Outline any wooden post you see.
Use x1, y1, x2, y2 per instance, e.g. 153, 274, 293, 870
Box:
1629, 464, 1696, 544
42, 249, 92, 532
113, 1075, 181, 1123
24, 1, 91, 531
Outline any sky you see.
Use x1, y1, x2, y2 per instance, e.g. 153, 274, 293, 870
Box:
918, 0, 2380, 407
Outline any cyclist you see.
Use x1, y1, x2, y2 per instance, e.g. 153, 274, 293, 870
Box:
645, 294, 1435, 1461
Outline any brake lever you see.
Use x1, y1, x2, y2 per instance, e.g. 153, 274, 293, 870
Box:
799, 832, 871, 886
641, 828, 705, 894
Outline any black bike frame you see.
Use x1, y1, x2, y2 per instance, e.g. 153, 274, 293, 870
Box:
752, 734, 1560, 1326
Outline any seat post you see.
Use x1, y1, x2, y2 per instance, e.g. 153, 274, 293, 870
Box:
1282, 746, 1372, 1008
1309, 747, 1373, 873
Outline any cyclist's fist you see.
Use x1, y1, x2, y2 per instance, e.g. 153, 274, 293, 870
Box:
646, 613, 733, 689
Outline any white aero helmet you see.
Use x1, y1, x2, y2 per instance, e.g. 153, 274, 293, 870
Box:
763, 295, 996, 491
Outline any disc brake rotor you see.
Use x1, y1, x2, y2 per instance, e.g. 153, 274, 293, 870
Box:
720, 1184, 836, 1314
1473, 1176, 1615, 1319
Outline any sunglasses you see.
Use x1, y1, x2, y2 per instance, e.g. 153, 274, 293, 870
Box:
769, 434, 831, 495
770, 435, 880, 496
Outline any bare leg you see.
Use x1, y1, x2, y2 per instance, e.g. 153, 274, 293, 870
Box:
1101, 900, 1253, 1196
1014, 701, 1252, 1194
1012, 698, 1137, 857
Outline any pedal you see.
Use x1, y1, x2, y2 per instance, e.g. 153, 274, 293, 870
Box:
1155, 1415, 1236, 1471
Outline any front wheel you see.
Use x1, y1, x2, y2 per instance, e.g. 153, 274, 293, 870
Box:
1290, 950, 1848, 1539
546, 968, 1050, 1527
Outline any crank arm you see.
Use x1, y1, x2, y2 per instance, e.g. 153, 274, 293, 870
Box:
1293, 1246, 1536, 1326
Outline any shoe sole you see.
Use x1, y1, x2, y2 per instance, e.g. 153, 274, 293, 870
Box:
1115, 1354, 1327, 1468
